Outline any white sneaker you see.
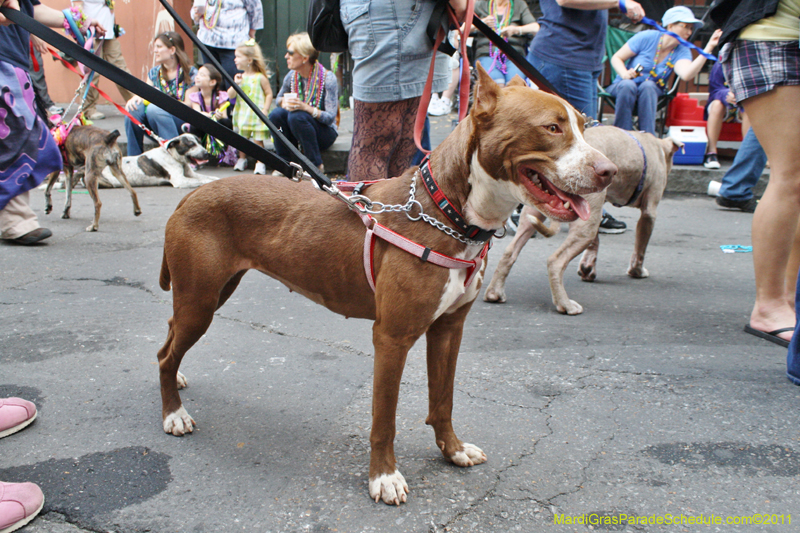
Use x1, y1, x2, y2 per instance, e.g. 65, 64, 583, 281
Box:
440, 97, 452, 114
428, 96, 450, 117
254, 162, 266, 175
233, 158, 247, 171
427, 93, 441, 116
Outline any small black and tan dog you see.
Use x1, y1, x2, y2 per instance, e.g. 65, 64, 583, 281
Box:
44, 125, 140, 232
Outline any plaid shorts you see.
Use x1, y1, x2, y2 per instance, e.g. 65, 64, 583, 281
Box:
720, 39, 800, 103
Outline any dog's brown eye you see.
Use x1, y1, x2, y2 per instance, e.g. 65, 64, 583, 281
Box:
545, 124, 561, 134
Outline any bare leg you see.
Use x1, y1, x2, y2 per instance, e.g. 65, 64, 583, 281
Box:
743, 86, 800, 343
706, 100, 725, 155
786, 217, 800, 308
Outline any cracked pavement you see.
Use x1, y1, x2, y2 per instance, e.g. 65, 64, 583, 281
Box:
1, 185, 798, 532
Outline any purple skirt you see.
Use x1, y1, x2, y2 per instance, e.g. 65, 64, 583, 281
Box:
0, 60, 62, 211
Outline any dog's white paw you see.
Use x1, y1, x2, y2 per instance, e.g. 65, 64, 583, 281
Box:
450, 442, 487, 467
483, 287, 507, 303
557, 300, 584, 315
369, 470, 409, 505
163, 406, 195, 436
627, 265, 649, 279
176, 371, 188, 389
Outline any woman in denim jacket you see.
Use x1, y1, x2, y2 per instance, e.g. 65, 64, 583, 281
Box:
341, 0, 465, 181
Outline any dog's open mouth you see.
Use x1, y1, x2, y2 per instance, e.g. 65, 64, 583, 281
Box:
521, 167, 590, 221
190, 157, 209, 168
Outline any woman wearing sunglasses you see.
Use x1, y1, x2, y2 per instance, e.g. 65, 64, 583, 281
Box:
269, 32, 338, 174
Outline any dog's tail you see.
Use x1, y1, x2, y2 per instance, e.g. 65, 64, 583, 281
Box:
526, 214, 560, 238
104, 130, 121, 146
159, 247, 171, 292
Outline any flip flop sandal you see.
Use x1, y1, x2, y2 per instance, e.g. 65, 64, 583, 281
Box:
744, 324, 794, 348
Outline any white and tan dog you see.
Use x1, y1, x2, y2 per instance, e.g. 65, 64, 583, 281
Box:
155, 69, 616, 505
100, 134, 217, 189
484, 126, 681, 315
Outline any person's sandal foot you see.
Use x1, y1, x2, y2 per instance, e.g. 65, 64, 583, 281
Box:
9, 228, 52, 245
743, 324, 793, 348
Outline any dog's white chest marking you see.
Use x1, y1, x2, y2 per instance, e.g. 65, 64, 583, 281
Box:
433, 245, 484, 319
465, 154, 521, 227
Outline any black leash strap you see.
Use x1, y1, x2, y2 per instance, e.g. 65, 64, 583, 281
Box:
1, 6, 327, 187
470, 16, 565, 100
154, 0, 330, 188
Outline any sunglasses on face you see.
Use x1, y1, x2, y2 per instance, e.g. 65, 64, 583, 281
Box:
285, 49, 296, 56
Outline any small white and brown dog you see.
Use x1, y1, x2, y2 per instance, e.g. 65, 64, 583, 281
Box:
100, 134, 217, 189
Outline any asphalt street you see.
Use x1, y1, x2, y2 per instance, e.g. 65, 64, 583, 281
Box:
1, 178, 798, 533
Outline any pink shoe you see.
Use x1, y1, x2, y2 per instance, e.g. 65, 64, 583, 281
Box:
0, 482, 44, 532
0, 398, 37, 439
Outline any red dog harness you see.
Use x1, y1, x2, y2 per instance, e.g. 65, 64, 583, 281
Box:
336, 166, 493, 293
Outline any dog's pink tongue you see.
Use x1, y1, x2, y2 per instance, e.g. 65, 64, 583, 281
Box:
551, 188, 591, 221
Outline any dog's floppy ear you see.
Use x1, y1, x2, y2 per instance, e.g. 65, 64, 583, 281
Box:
472, 63, 499, 122
166, 136, 182, 152
104, 130, 121, 146
506, 75, 527, 88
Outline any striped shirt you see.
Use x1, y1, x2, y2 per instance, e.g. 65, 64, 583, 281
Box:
192, 0, 264, 50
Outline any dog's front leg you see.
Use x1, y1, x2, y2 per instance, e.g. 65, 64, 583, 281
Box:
368, 322, 421, 505
484, 207, 539, 304
425, 306, 487, 467
628, 202, 657, 279
549, 203, 604, 315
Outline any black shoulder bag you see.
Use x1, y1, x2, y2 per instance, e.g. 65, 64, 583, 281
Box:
307, 0, 349, 54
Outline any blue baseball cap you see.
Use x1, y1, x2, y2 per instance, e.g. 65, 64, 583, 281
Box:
661, 6, 704, 29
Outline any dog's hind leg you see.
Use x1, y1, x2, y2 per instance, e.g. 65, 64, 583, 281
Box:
628, 200, 657, 279
158, 264, 246, 436
83, 159, 102, 232
425, 305, 487, 468
61, 165, 77, 219
483, 205, 540, 303
110, 160, 141, 218
43, 170, 61, 215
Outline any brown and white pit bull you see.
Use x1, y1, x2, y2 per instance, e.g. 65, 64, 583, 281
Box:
156, 67, 616, 505
484, 126, 681, 315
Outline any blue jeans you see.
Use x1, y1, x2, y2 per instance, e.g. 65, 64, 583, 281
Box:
719, 128, 768, 201
124, 102, 184, 156
411, 116, 430, 166
525, 52, 600, 119
788, 267, 800, 385
477, 55, 526, 85
607, 79, 662, 135
268, 107, 338, 167
200, 46, 238, 90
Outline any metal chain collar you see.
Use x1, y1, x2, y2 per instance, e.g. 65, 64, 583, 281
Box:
315, 169, 495, 246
